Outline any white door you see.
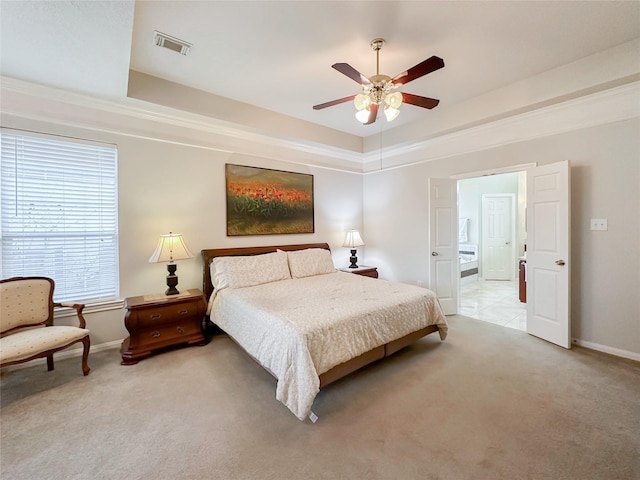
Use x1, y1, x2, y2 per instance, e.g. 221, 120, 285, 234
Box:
526, 161, 571, 348
428, 178, 458, 314
482, 194, 515, 280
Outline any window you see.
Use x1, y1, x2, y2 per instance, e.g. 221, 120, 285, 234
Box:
1, 129, 119, 303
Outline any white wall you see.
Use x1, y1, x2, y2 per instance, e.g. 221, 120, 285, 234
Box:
364, 118, 640, 357
1, 114, 363, 347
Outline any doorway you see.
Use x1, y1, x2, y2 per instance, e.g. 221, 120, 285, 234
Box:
457, 171, 527, 331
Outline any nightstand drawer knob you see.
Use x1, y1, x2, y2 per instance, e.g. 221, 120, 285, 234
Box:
177, 326, 185, 334
178, 309, 188, 315
150, 314, 162, 320
150, 330, 161, 338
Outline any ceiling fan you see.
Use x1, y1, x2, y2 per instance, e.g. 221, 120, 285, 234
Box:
313, 38, 444, 125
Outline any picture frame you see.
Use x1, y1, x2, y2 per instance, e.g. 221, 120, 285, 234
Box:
225, 164, 314, 236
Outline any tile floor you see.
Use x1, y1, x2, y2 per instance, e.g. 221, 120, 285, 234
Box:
459, 278, 527, 331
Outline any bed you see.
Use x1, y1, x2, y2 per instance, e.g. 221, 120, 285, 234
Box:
202, 243, 448, 421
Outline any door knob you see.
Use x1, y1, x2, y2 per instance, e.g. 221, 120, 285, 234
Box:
431, 252, 439, 256
555, 260, 566, 266
505, 241, 511, 245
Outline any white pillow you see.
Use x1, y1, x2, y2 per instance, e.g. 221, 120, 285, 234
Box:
211, 250, 291, 290
286, 248, 336, 278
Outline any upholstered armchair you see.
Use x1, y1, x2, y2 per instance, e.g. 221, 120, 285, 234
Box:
0, 277, 91, 376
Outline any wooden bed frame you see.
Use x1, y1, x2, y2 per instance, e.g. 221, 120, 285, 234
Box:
201, 243, 439, 388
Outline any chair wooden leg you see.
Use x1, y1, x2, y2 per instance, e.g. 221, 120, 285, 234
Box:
81, 336, 91, 376
47, 355, 54, 371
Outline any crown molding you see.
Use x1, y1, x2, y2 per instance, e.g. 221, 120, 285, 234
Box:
0, 76, 365, 173
2, 76, 638, 175
362, 80, 640, 173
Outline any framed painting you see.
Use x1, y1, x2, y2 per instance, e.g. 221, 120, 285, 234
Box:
225, 164, 314, 236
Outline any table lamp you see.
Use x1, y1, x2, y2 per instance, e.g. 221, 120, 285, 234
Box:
343, 230, 365, 268
148, 232, 193, 295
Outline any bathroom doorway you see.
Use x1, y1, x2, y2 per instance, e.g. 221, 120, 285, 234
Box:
457, 170, 527, 331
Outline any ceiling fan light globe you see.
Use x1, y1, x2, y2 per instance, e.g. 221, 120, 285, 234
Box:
354, 94, 371, 111
355, 108, 371, 123
384, 106, 400, 122
385, 91, 403, 109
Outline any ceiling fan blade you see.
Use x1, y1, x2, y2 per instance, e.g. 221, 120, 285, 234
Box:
392, 56, 444, 86
332, 63, 370, 85
313, 95, 356, 110
364, 103, 378, 125
402, 93, 440, 109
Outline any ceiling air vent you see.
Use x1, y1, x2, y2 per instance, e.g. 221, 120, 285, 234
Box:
153, 31, 192, 56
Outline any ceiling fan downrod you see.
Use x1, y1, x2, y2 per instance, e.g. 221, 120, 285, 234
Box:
371, 38, 384, 76
366, 38, 394, 106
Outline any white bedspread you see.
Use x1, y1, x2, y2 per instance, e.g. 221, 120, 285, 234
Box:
208, 271, 447, 420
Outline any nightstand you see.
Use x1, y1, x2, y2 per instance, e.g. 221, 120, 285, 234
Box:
120, 289, 207, 365
338, 265, 379, 279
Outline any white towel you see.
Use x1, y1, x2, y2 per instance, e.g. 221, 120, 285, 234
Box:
458, 218, 469, 242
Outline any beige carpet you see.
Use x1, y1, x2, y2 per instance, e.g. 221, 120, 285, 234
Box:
1, 315, 638, 480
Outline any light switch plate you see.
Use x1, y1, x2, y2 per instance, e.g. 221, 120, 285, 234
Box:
590, 219, 608, 231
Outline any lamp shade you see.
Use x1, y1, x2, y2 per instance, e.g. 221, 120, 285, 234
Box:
384, 105, 400, 122
385, 91, 403, 109
343, 230, 365, 248
355, 108, 371, 124
354, 94, 371, 111
148, 232, 193, 263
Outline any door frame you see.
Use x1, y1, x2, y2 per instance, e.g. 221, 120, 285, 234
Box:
452, 164, 537, 180
454, 164, 534, 297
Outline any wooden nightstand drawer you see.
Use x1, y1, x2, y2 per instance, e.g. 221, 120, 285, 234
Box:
121, 289, 207, 365
131, 302, 199, 329
138, 321, 202, 348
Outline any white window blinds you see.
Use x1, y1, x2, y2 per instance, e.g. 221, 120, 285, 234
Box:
1, 130, 119, 303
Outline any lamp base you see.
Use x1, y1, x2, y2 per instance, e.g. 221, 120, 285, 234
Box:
165, 263, 180, 295
348, 249, 359, 268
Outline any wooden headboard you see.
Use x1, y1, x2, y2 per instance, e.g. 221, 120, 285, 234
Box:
201, 243, 331, 300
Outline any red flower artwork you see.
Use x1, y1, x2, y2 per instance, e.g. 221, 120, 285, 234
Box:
225, 164, 314, 235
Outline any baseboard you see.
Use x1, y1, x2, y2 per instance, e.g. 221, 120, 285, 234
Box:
60, 339, 123, 357
2, 340, 123, 371
572, 338, 640, 362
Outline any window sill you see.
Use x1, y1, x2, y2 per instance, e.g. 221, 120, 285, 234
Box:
54, 299, 125, 318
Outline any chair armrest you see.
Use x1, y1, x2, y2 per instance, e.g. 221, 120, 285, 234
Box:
54, 302, 87, 329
